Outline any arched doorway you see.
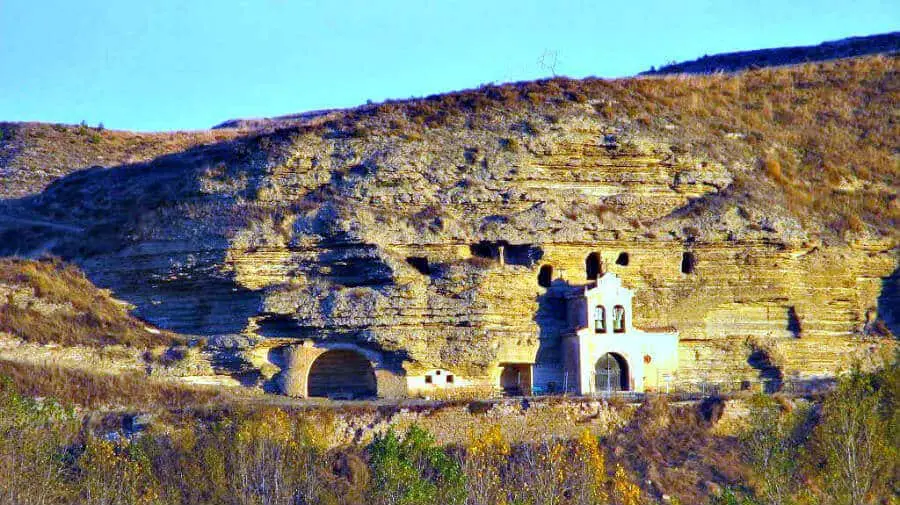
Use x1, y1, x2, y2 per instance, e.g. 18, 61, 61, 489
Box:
595, 353, 629, 392
307, 349, 377, 399
586, 253, 601, 280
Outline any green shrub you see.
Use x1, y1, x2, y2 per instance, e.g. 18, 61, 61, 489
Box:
814, 365, 895, 505
741, 394, 808, 505
369, 425, 465, 505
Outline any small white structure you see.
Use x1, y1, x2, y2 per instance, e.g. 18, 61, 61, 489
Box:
564, 273, 678, 394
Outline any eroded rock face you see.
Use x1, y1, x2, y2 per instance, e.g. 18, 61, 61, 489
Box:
0, 88, 896, 394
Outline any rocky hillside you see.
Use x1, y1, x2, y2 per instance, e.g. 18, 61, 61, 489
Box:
0, 54, 896, 390
643, 31, 900, 75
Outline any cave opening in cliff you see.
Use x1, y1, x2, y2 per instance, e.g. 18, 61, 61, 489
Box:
681, 251, 696, 274
538, 265, 553, 287
307, 349, 377, 399
616, 252, 629, 266
405, 256, 430, 275
586, 253, 601, 280
504, 244, 544, 266
470, 241, 500, 261
787, 306, 802, 337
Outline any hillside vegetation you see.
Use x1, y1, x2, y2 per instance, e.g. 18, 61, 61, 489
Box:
0, 258, 175, 348
2, 55, 896, 242
298, 53, 897, 240
643, 31, 899, 75
0, 122, 241, 198
1, 360, 896, 504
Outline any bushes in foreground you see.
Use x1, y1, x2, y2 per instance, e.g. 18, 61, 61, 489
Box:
733, 358, 899, 505
0, 375, 645, 505
1, 359, 897, 505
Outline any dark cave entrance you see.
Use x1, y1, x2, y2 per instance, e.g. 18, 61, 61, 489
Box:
307, 349, 377, 399
537, 265, 553, 287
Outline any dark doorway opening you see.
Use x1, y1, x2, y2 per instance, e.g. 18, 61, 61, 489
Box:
537, 265, 553, 287
586, 253, 601, 280
595, 353, 629, 392
307, 350, 377, 399
681, 251, 696, 274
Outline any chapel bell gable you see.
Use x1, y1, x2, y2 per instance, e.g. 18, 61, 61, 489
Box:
578, 272, 634, 335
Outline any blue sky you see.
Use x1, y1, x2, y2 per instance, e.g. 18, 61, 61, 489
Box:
1, 0, 897, 131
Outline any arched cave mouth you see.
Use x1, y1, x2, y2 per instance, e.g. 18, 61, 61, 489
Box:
307, 349, 377, 399
405, 256, 430, 275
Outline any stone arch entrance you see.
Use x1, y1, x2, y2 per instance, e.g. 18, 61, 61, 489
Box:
595, 352, 629, 392
307, 349, 377, 399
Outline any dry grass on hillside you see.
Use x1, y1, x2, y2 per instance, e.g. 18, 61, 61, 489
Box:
0, 358, 226, 410
312, 55, 898, 239
2, 56, 896, 239
0, 258, 176, 348
619, 56, 898, 238
607, 397, 745, 502
0, 122, 243, 197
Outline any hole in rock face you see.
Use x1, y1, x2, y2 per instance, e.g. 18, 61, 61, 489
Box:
616, 252, 629, 266
470, 242, 499, 260
586, 252, 602, 280
405, 256, 430, 275
787, 306, 802, 337
503, 244, 543, 266
681, 251, 696, 274
537, 265, 553, 288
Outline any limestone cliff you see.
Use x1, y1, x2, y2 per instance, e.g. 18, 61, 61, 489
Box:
0, 55, 896, 394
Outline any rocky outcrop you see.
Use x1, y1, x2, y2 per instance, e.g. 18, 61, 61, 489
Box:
0, 57, 896, 395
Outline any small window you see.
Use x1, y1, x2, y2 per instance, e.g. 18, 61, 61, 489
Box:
681, 251, 696, 274
538, 265, 553, 287
446, 375, 455, 384
586, 253, 601, 280
425, 375, 433, 384
613, 305, 625, 333
594, 305, 606, 333
435, 370, 441, 375
616, 252, 629, 266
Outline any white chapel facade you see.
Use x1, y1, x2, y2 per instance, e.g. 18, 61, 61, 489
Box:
562, 272, 679, 394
